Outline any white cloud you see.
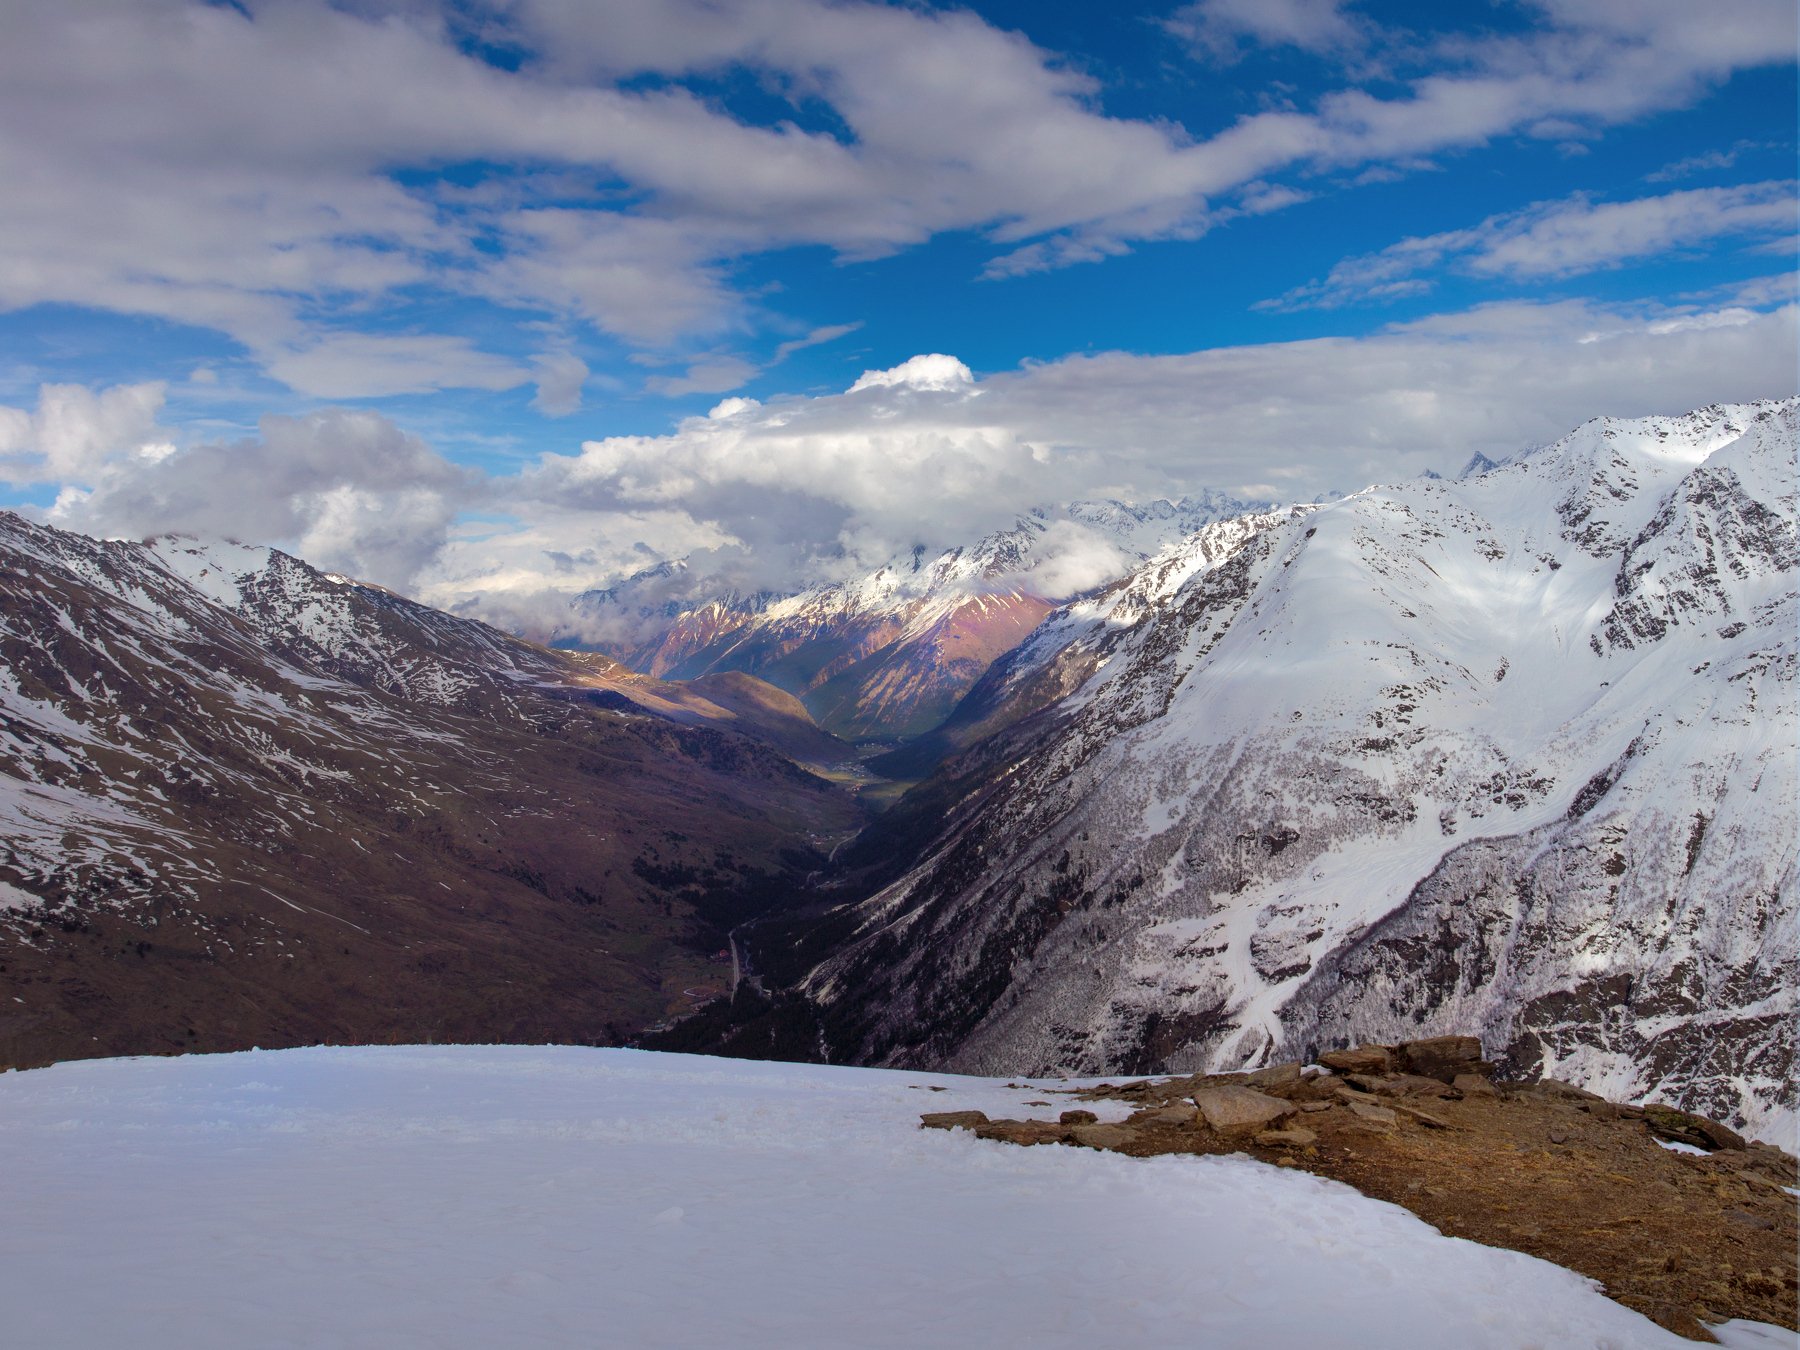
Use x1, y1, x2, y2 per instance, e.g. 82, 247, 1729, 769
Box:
37, 406, 469, 590
644, 357, 763, 399
846, 354, 974, 393
1262, 180, 1797, 310
11, 293, 1793, 616
1166, 0, 1365, 63
262, 335, 532, 400
530, 351, 590, 416
454, 295, 1795, 608
773, 323, 864, 365
0, 0, 1787, 395
0, 382, 171, 484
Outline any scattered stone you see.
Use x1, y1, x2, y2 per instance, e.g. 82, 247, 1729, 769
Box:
1298, 1100, 1333, 1114
1343, 1099, 1398, 1128
1643, 1103, 1745, 1152
1070, 1123, 1138, 1150
1145, 1104, 1198, 1126
1725, 1209, 1776, 1232
1396, 1035, 1489, 1083
1319, 1045, 1394, 1075
920, 1110, 989, 1130
974, 1119, 1068, 1146
1256, 1127, 1317, 1149
1260, 1130, 1317, 1152
1192, 1085, 1298, 1137
1244, 1062, 1303, 1091
1059, 1109, 1099, 1126
1548, 1129, 1569, 1145
1453, 1073, 1499, 1098
1391, 1103, 1450, 1130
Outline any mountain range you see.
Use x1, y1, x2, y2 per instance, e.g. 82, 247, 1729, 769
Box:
724, 400, 1799, 1144
0, 517, 860, 1067
564, 493, 1266, 743
1, 401, 1792, 1145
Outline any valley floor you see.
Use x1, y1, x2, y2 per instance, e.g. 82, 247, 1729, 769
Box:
0, 1045, 1790, 1348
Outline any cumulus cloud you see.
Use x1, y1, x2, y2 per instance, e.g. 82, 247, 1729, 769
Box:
0, 382, 172, 484
8, 291, 1793, 623
441, 296, 1795, 614
1261, 180, 1798, 310
32, 406, 470, 590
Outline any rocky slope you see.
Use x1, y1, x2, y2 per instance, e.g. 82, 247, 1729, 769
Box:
791, 401, 1798, 1143
570, 494, 1264, 743
0, 515, 861, 1067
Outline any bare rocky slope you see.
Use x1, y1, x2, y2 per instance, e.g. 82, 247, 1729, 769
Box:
0, 516, 861, 1067
760, 401, 1796, 1144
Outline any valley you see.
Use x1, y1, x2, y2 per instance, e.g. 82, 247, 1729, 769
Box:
2, 400, 1793, 1151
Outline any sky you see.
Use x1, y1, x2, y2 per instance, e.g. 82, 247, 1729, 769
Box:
0, 0, 1793, 624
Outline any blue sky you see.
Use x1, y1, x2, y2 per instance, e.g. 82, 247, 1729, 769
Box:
0, 0, 1792, 619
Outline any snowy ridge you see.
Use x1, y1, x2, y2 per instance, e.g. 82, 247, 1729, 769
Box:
149, 536, 568, 709
570, 494, 1271, 741
799, 401, 1798, 1143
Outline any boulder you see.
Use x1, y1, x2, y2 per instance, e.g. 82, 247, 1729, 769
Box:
1643, 1103, 1745, 1152
1318, 1046, 1394, 1075
1243, 1062, 1304, 1091
920, 1111, 989, 1130
974, 1119, 1069, 1146
1070, 1123, 1139, 1150
1344, 1099, 1398, 1128
1255, 1127, 1317, 1149
1144, 1104, 1198, 1127
1395, 1036, 1487, 1083
1059, 1109, 1099, 1126
1391, 1103, 1450, 1130
1192, 1086, 1298, 1137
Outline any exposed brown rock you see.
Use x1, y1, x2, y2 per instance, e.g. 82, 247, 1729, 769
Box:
1070, 1123, 1138, 1149
1344, 1099, 1399, 1128
1243, 1062, 1304, 1091
1318, 1046, 1393, 1075
920, 1110, 989, 1130
974, 1119, 1069, 1146
1396, 1035, 1488, 1083
1452, 1073, 1499, 1098
1059, 1109, 1099, 1126
1192, 1085, 1298, 1137
1255, 1127, 1318, 1149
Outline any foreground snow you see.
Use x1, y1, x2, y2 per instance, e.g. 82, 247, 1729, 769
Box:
0, 1046, 1784, 1349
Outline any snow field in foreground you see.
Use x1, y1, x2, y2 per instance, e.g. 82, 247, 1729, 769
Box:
0, 1045, 1786, 1350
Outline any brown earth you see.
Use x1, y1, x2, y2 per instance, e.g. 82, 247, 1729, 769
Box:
924, 1040, 1798, 1342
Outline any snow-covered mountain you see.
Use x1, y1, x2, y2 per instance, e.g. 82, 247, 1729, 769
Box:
791, 401, 1798, 1143
0, 515, 859, 1068
569, 493, 1266, 743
